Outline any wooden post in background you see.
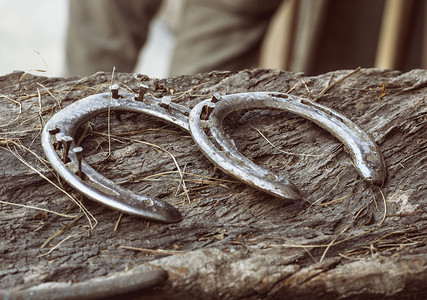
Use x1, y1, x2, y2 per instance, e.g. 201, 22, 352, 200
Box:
259, 0, 298, 70
375, 0, 416, 69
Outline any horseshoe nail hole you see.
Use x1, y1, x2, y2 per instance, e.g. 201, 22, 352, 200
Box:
265, 174, 277, 181
271, 93, 288, 99
144, 199, 154, 207
366, 153, 378, 163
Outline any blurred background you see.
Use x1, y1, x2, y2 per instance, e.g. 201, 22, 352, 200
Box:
0, 0, 174, 78
1, 0, 426, 78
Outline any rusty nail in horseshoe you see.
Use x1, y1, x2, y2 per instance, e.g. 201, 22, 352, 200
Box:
73, 146, 83, 179
211, 92, 222, 103
61, 135, 73, 163
158, 96, 172, 109
48, 125, 60, 135
55, 132, 64, 150
200, 102, 215, 120
110, 84, 119, 99
137, 84, 149, 101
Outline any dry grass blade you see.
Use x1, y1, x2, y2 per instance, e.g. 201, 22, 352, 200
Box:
36, 82, 63, 109
3, 141, 97, 229
120, 170, 236, 184
117, 169, 235, 198
120, 245, 184, 255
264, 186, 388, 262
175, 163, 188, 201
308, 176, 341, 208
0, 129, 39, 136
114, 213, 123, 232
38, 232, 81, 258
41, 214, 83, 248
173, 80, 214, 101
0, 137, 21, 146
17, 51, 48, 88
313, 192, 358, 207
107, 66, 116, 157
252, 126, 330, 157
93, 131, 191, 203
33, 50, 49, 73
101, 126, 177, 137
0, 94, 23, 127
372, 230, 407, 243
313, 66, 362, 102
340, 230, 426, 259
286, 78, 311, 94
36, 88, 44, 129
0, 200, 77, 219
319, 187, 387, 262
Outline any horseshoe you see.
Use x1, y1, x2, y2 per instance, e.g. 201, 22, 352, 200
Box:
188, 92, 386, 201
41, 86, 190, 223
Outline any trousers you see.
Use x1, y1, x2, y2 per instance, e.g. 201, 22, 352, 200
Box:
65, 0, 282, 77
67, 0, 423, 76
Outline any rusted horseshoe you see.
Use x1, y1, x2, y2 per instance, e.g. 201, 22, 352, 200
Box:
188, 92, 386, 201
41, 85, 190, 223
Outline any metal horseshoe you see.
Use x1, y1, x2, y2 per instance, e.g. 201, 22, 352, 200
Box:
42, 87, 386, 221
188, 92, 386, 201
41, 85, 190, 223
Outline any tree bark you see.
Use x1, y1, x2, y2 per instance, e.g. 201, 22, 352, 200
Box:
0, 68, 426, 299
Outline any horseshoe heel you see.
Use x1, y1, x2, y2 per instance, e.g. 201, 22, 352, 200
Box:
189, 92, 386, 201
41, 90, 190, 223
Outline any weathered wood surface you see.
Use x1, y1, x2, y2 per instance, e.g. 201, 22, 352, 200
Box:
0, 68, 426, 299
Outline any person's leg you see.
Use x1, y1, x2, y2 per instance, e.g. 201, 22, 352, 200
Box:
66, 0, 162, 76
169, 0, 282, 76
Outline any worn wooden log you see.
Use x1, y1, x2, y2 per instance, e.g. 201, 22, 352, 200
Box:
0, 68, 426, 299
